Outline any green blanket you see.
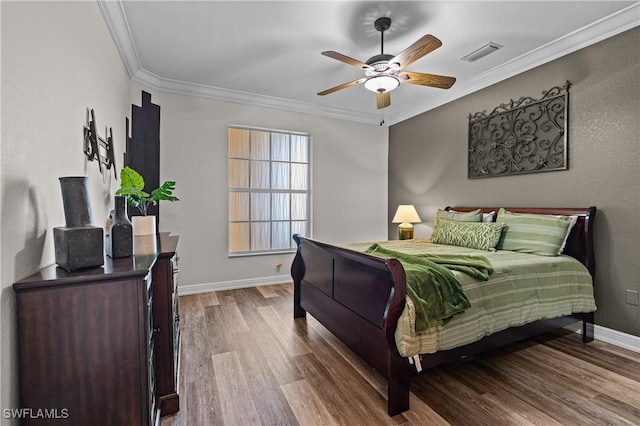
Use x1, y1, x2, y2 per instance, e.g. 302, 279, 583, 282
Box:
365, 243, 493, 332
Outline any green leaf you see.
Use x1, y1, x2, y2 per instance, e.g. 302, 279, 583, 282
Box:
119, 166, 145, 190
115, 187, 150, 198
115, 166, 178, 215
150, 181, 179, 205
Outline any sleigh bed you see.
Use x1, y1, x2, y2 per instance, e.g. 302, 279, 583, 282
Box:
290, 206, 596, 416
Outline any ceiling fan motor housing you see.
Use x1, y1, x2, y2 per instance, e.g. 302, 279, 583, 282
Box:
374, 17, 392, 32
366, 54, 395, 70
367, 18, 399, 74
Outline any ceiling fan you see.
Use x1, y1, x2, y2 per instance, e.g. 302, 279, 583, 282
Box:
317, 17, 456, 110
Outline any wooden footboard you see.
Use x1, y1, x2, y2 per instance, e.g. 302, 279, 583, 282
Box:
290, 235, 410, 415
291, 206, 596, 416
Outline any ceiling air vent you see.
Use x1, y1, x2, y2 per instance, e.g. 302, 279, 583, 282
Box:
460, 42, 503, 62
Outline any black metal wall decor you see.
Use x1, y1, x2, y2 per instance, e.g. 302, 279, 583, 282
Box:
468, 81, 570, 179
84, 108, 116, 181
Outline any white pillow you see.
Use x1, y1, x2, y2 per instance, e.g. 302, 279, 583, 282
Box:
482, 211, 496, 223
557, 215, 578, 254
451, 209, 495, 223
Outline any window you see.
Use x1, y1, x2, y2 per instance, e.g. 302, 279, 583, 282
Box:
228, 126, 310, 255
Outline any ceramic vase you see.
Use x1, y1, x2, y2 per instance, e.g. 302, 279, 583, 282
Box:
53, 177, 104, 271
133, 215, 157, 236
60, 176, 93, 227
106, 196, 133, 258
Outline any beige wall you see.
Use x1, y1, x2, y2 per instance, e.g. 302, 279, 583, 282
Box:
389, 27, 640, 337
130, 83, 389, 290
1, 1, 132, 421
1, 2, 389, 417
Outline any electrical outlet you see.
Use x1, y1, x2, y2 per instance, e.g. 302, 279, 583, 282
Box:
626, 289, 639, 306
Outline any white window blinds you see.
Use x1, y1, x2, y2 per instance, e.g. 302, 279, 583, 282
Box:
228, 127, 310, 255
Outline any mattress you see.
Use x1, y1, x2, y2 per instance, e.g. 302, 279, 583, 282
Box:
345, 239, 596, 358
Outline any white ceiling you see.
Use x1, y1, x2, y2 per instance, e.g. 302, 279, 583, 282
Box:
99, 1, 639, 126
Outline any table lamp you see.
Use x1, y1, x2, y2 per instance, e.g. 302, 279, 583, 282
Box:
392, 205, 421, 240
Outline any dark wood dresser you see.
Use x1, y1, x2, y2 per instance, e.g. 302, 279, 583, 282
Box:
13, 233, 180, 426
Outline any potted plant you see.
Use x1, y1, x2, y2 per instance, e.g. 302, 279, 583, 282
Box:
116, 166, 179, 235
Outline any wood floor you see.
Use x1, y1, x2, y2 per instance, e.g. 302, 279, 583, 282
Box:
161, 283, 640, 426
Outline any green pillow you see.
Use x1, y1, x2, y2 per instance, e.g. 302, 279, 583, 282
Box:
436, 209, 483, 222
431, 220, 506, 251
432, 209, 483, 241
495, 208, 573, 256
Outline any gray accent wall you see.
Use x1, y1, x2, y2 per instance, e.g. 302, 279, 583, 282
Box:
389, 27, 639, 337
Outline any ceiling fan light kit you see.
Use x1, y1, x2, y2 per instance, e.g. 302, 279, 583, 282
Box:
364, 75, 400, 93
317, 16, 456, 110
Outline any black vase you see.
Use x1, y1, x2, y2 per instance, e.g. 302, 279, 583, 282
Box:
106, 196, 133, 258
54, 177, 104, 271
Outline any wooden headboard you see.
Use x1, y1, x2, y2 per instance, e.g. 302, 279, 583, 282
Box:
446, 206, 596, 276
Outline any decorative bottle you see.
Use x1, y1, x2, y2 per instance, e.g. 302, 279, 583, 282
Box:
107, 196, 133, 258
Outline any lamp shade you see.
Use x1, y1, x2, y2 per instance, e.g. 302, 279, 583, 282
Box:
392, 205, 421, 223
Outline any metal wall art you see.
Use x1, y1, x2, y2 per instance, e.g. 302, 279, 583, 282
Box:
84, 108, 117, 181
468, 81, 570, 179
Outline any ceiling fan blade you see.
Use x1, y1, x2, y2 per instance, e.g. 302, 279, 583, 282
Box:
321, 51, 371, 70
317, 78, 366, 96
398, 71, 456, 89
376, 92, 391, 109
391, 35, 442, 69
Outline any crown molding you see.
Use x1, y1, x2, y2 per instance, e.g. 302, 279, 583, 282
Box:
98, 1, 640, 127
130, 67, 377, 124
97, 0, 140, 78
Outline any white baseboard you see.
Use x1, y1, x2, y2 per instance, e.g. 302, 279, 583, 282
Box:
178, 275, 292, 295
180, 278, 639, 354
564, 323, 639, 353
593, 324, 640, 353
